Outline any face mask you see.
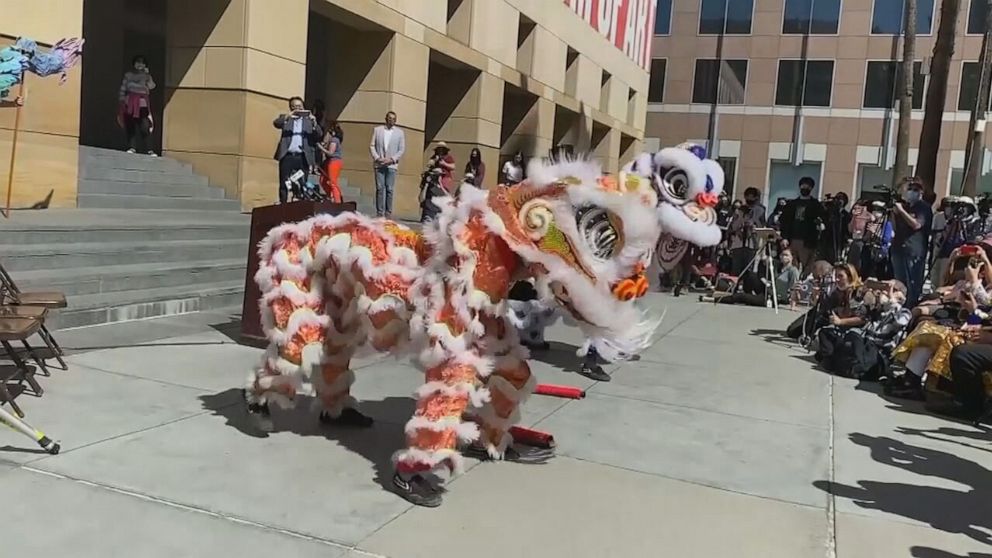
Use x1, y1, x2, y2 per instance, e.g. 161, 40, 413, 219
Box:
903, 190, 921, 203
800, 189, 812, 197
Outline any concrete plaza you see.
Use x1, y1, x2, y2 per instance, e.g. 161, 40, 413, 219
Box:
1, 295, 990, 557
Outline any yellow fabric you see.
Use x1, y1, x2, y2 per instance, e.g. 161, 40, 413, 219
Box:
891, 321, 964, 381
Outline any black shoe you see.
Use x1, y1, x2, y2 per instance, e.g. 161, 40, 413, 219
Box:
523, 341, 551, 351
579, 363, 611, 382
320, 407, 374, 428
673, 284, 683, 297
886, 375, 925, 401
392, 473, 443, 508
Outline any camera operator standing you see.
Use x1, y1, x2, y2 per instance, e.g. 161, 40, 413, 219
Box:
780, 177, 825, 273
820, 192, 851, 265
932, 196, 982, 286
889, 177, 933, 306
727, 187, 767, 275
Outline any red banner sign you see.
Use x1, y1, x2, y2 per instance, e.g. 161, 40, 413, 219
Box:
563, 0, 657, 70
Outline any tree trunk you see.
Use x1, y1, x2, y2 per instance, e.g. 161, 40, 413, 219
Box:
894, 0, 917, 185
917, 0, 961, 202
963, 0, 992, 197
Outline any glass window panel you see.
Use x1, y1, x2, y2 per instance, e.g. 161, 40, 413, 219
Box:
864, 61, 925, 109
969, 0, 987, 34
649, 59, 666, 103
655, 0, 673, 34
803, 61, 834, 107
872, 0, 935, 34
959, 62, 982, 111
717, 157, 738, 198
693, 59, 748, 104
699, 0, 727, 34
699, 0, 753, 34
784, 0, 841, 34
769, 162, 822, 202
776, 60, 805, 106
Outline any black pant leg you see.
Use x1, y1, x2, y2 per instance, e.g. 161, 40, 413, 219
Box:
125, 116, 139, 151
948, 343, 992, 417
137, 107, 152, 153
277, 154, 297, 203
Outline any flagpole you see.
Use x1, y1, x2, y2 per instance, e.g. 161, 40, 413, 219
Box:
3, 78, 26, 219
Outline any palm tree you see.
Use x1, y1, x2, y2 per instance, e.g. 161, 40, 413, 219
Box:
963, 0, 992, 196
916, 0, 962, 202
894, 0, 917, 185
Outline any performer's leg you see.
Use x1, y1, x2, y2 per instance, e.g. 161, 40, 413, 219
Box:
474, 350, 537, 458
393, 356, 484, 507
246, 232, 327, 431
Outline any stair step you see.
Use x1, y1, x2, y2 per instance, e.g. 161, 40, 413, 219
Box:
80, 166, 208, 186
0, 219, 248, 245
0, 238, 248, 271
78, 194, 242, 211
78, 179, 227, 199
82, 154, 191, 173
49, 280, 245, 330
13, 259, 247, 296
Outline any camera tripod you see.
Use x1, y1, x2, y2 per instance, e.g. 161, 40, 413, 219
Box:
726, 233, 779, 314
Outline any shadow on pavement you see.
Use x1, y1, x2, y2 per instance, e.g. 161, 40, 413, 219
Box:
199, 389, 413, 491
526, 341, 585, 374
814, 433, 992, 545
911, 548, 992, 558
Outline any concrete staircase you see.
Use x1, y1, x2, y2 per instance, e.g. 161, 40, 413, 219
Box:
0, 147, 251, 330
340, 176, 376, 215
77, 146, 242, 211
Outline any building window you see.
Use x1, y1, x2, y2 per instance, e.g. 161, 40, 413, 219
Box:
699, 0, 754, 34
958, 62, 992, 111
775, 60, 834, 107
871, 0, 935, 34
649, 59, 667, 103
968, 0, 987, 34
783, 0, 841, 34
717, 157, 738, 197
692, 59, 748, 105
863, 61, 925, 109
655, 0, 673, 34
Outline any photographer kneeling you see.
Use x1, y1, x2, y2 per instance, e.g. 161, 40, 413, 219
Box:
715, 248, 800, 307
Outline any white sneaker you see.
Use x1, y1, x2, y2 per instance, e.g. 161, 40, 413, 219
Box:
126, 148, 136, 154
147, 151, 158, 157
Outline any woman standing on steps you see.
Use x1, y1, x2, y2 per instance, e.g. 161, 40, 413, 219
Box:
319, 120, 344, 203
118, 54, 157, 156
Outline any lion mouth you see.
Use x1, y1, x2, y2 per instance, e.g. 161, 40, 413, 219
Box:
683, 203, 717, 225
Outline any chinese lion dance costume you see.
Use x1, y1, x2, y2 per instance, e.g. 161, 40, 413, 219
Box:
244, 144, 724, 507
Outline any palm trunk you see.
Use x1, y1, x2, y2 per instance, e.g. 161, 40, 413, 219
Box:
917, 0, 961, 202
893, 0, 917, 185
963, 0, 992, 197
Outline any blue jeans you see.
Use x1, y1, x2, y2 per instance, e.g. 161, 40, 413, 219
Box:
374, 166, 396, 216
891, 247, 925, 306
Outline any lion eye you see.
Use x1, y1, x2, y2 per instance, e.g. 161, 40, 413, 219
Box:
576, 207, 620, 261
664, 170, 690, 200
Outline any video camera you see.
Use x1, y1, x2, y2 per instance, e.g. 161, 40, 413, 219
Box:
871, 184, 901, 209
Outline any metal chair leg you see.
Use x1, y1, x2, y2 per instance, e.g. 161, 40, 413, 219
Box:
38, 324, 67, 370
1, 340, 42, 397
20, 339, 50, 377
0, 378, 24, 418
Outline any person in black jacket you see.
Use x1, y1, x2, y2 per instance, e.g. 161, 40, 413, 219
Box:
780, 176, 825, 273
273, 96, 323, 204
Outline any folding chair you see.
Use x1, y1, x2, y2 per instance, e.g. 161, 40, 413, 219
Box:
0, 311, 47, 418
0, 261, 67, 369
0, 305, 52, 377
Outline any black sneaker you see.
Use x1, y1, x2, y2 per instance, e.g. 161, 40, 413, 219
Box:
579, 362, 611, 382
320, 407, 374, 428
245, 397, 273, 432
392, 473, 443, 508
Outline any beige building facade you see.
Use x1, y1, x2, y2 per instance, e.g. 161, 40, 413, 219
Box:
646, 0, 992, 204
0, 0, 651, 219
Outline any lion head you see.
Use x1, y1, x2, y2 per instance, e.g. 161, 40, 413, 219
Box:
488, 158, 662, 360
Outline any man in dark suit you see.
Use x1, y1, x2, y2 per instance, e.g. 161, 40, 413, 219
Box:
273, 96, 322, 203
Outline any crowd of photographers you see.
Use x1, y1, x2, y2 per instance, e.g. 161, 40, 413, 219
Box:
665, 176, 992, 424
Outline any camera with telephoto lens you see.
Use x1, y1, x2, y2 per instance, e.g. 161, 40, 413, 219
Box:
872, 184, 900, 209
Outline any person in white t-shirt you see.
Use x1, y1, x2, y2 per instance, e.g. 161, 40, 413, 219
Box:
501, 152, 525, 185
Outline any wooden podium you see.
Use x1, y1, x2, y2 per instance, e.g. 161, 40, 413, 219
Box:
240, 200, 358, 340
